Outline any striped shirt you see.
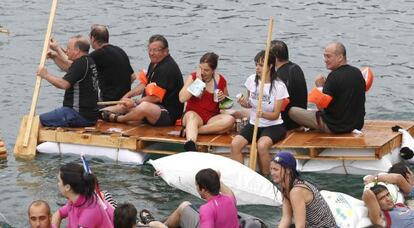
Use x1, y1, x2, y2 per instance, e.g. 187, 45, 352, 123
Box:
293, 179, 337, 228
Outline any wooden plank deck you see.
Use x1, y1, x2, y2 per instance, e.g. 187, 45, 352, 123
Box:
37, 120, 414, 161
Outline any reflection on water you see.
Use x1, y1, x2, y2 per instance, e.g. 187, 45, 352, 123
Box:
1, 0, 414, 226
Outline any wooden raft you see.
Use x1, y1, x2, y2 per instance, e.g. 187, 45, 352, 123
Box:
37, 120, 414, 161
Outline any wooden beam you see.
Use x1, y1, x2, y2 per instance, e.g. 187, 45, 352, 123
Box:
38, 129, 137, 150
294, 154, 377, 161
141, 149, 177, 155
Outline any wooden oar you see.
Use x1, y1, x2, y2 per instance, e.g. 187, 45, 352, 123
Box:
97, 100, 126, 106
14, 0, 59, 158
248, 18, 274, 170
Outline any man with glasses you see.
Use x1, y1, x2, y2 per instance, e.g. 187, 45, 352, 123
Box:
101, 34, 183, 127
48, 24, 134, 102
37, 35, 99, 127
363, 184, 414, 227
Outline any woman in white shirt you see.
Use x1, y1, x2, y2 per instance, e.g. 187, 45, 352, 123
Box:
230, 50, 289, 176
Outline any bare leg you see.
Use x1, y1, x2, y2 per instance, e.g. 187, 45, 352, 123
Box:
288, 107, 331, 133
163, 201, 191, 228
198, 114, 235, 135
101, 104, 128, 114
117, 101, 162, 124
231, 108, 250, 119
182, 111, 203, 142
257, 136, 273, 176
230, 135, 249, 164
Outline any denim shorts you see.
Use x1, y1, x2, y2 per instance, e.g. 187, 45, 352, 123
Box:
40, 107, 96, 127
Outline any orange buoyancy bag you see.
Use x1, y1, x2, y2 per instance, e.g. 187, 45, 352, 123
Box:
281, 98, 290, 112
145, 82, 166, 102
138, 69, 148, 85
308, 87, 333, 109
360, 67, 374, 92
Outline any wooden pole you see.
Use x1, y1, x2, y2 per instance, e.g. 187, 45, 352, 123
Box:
97, 101, 126, 106
14, 0, 58, 158
248, 18, 274, 170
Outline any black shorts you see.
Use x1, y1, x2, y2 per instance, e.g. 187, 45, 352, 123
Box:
154, 109, 172, 126
144, 105, 173, 126
238, 123, 286, 144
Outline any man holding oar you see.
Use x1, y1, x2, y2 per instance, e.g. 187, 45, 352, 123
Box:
48, 24, 134, 102
37, 35, 99, 127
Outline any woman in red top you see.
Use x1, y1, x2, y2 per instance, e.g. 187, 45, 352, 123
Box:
179, 52, 235, 151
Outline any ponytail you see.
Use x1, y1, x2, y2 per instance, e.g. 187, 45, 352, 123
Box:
60, 163, 97, 203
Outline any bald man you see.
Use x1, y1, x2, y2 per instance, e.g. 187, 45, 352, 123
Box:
48, 25, 134, 102
28, 200, 51, 228
289, 42, 365, 133
38, 35, 99, 127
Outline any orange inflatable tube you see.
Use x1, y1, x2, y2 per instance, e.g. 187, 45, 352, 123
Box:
361, 67, 374, 92
308, 87, 333, 109
280, 98, 290, 112
145, 82, 166, 102
138, 69, 147, 85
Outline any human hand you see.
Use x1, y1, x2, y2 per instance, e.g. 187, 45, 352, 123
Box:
121, 98, 135, 109
49, 37, 60, 51
257, 110, 263, 118
37, 67, 48, 79
363, 175, 375, 185
315, 74, 325, 87
315, 74, 326, 87
47, 50, 58, 59
196, 68, 202, 79
238, 96, 250, 108
217, 90, 225, 102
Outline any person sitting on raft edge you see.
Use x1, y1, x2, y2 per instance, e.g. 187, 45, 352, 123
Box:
100, 34, 184, 127
230, 50, 288, 176
289, 41, 366, 134
178, 52, 235, 152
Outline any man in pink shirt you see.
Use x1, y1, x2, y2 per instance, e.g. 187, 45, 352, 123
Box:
145, 168, 239, 228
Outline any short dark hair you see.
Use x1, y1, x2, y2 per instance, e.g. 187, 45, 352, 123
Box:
114, 203, 137, 228
71, 35, 90, 53
370, 184, 388, 196
28, 200, 50, 216
270, 40, 289, 61
195, 168, 220, 195
388, 162, 410, 179
149, 34, 168, 49
90, 24, 109, 44
200, 52, 219, 70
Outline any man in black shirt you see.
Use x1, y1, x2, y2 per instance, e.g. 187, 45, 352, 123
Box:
101, 34, 184, 126
289, 42, 365, 133
89, 24, 134, 101
38, 35, 99, 127
48, 24, 134, 101
271, 40, 308, 130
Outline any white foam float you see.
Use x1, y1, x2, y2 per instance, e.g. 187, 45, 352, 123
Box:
321, 190, 372, 228
399, 128, 414, 163
36, 142, 146, 164
148, 152, 282, 206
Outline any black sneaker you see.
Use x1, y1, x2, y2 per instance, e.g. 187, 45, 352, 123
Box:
184, 140, 197, 151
